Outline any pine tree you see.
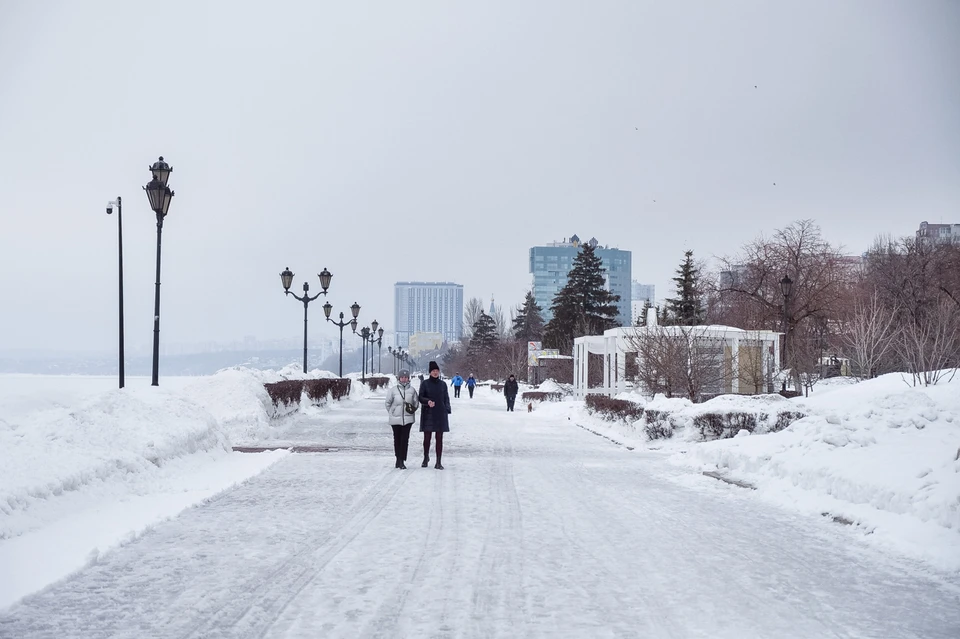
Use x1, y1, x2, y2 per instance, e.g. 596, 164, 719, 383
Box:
665, 250, 705, 326
512, 291, 546, 341
467, 311, 499, 355
542, 243, 621, 352
637, 299, 653, 326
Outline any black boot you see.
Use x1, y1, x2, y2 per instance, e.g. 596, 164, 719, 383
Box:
399, 460, 406, 469
434, 462, 444, 470
395, 458, 401, 469
422, 456, 429, 468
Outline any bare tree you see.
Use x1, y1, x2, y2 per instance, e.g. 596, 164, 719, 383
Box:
842, 291, 900, 380
626, 326, 728, 401
736, 331, 770, 395
462, 297, 485, 339
713, 220, 854, 363
895, 297, 960, 386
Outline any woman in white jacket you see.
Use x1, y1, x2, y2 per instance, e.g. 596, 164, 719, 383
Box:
384, 369, 419, 469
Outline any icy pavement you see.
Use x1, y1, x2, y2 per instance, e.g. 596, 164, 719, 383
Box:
2, 389, 958, 638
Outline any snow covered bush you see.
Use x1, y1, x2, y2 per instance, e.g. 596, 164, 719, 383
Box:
521, 391, 562, 402
584, 395, 644, 423
363, 376, 390, 391
304, 378, 351, 403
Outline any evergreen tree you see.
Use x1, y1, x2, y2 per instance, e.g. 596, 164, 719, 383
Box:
665, 250, 705, 326
542, 243, 621, 352
512, 291, 546, 341
637, 299, 653, 326
467, 311, 499, 355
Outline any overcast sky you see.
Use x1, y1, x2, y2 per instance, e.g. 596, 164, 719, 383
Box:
1, 0, 958, 354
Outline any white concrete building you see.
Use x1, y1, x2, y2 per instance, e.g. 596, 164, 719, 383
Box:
573, 325, 782, 399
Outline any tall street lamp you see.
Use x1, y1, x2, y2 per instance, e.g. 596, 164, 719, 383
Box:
358, 326, 371, 381
324, 301, 360, 377
780, 274, 794, 387
363, 320, 380, 375
376, 327, 384, 373
106, 196, 124, 389
280, 266, 333, 373
143, 157, 174, 387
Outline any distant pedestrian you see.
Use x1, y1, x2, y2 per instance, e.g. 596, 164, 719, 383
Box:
419, 360, 451, 469
466, 374, 477, 398
384, 369, 418, 469
451, 373, 464, 398
504, 374, 519, 412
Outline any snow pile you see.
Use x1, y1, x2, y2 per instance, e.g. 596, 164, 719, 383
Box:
537, 378, 573, 396
178, 367, 277, 441
0, 386, 230, 540
672, 372, 960, 570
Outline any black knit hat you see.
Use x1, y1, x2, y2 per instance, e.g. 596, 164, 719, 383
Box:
429, 361, 440, 372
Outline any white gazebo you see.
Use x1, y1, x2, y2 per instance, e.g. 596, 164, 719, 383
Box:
573, 324, 782, 399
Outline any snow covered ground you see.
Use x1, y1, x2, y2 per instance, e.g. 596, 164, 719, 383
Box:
1, 371, 959, 637
569, 371, 960, 572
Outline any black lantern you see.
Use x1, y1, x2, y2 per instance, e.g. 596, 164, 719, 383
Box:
350, 317, 358, 332
371, 319, 379, 334
378, 327, 384, 339
149, 156, 173, 186
322, 301, 333, 319
280, 268, 294, 291
318, 268, 332, 292
780, 274, 794, 298
350, 302, 361, 319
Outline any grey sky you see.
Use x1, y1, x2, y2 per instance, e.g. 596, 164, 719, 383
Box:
1, 0, 958, 353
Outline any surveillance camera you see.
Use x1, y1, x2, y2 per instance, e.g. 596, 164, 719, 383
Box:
106, 205, 113, 215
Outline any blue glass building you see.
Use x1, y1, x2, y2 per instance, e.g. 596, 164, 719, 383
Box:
529, 235, 632, 325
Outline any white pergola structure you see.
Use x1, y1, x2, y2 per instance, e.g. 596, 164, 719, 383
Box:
573, 325, 782, 399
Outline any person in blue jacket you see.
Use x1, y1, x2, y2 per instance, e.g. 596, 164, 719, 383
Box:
450, 373, 464, 398
466, 374, 477, 398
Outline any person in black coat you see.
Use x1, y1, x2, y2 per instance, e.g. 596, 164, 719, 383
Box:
504, 374, 519, 411
419, 360, 451, 469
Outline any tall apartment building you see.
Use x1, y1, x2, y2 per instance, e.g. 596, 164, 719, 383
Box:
393, 282, 464, 348
529, 234, 632, 326
917, 221, 960, 245
630, 282, 656, 325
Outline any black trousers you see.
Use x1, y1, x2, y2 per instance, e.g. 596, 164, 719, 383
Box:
391, 424, 412, 460
453, 385, 461, 397
506, 397, 516, 411
467, 386, 474, 398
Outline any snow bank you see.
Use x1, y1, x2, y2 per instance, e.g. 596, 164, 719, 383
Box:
0, 386, 230, 540
671, 372, 960, 570
178, 367, 277, 442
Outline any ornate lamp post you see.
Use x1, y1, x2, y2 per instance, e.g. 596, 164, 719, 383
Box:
357, 326, 371, 381
280, 266, 333, 373
376, 327, 384, 373
323, 301, 361, 377
143, 157, 174, 386
780, 274, 794, 388
106, 197, 124, 388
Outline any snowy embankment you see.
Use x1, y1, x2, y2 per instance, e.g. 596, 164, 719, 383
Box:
0, 367, 355, 609
567, 373, 960, 572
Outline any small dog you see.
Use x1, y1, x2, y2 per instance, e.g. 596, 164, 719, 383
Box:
527, 402, 533, 413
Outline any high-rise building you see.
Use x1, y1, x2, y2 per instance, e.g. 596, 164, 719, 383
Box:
394, 282, 464, 348
630, 282, 655, 325
529, 234, 632, 325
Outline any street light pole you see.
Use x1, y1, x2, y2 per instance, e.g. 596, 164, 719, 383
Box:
377, 327, 384, 373
106, 196, 124, 389
780, 274, 794, 390
324, 302, 361, 377
143, 157, 174, 387
280, 267, 332, 373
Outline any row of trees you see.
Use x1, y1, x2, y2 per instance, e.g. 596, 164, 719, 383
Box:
447, 219, 959, 388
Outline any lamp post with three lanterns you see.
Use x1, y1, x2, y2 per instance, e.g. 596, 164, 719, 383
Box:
143, 157, 175, 387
